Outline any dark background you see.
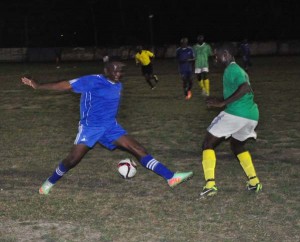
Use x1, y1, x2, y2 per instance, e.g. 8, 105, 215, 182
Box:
0, 0, 299, 47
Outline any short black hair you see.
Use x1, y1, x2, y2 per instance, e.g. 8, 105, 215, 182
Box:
104, 61, 125, 71
215, 42, 237, 56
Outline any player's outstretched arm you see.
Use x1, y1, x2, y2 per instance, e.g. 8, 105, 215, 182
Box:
206, 82, 251, 108
21, 77, 72, 91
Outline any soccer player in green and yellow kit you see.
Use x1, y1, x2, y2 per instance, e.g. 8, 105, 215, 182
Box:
193, 35, 213, 96
200, 43, 262, 197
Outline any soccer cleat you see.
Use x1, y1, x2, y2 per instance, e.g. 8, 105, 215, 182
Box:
151, 86, 157, 90
201, 89, 209, 96
39, 179, 54, 195
185, 90, 192, 100
200, 185, 218, 197
247, 182, 262, 193
153, 75, 159, 83
167, 171, 193, 188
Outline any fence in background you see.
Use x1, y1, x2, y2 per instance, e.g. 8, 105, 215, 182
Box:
1, 40, 300, 62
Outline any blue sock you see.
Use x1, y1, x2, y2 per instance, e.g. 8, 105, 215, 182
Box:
48, 162, 69, 184
140, 155, 174, 180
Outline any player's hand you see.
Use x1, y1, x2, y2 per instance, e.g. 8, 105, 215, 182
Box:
206, 97, 225, 108
21, 77, 39, 89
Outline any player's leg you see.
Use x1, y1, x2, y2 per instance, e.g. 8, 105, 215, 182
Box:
153, 74, 159, 83
246, 55, 252, 71
186, 72, 193, 99
148, 63, 158, 83
197, 74, 204, 90
231, 118, 262, 192
200, 111, 242, 197
230, 138, 262, 192
114, 135, 193, 187
39, 144, 90, 195
202, 71, 210, 96
144, 73, 155, 89
39, 125, 103, 195
243, 56, 249, 71
200, 132, 223, 197
195, 68, 204, 90
181, 74, 189, 98
142, 66, 154, 89
144, 64, 156, 89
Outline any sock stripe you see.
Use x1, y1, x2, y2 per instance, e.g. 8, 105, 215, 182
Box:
146, 159, 158, 170
55, 167, 65, 176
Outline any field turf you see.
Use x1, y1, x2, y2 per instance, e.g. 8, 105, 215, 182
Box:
0, 56, 299, 241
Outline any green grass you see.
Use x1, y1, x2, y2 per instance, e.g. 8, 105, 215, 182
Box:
0, 57, 300, 241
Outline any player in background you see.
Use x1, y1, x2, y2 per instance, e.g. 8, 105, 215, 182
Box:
199, 43, 262, 197
54, 47, 62, 69
21, 62, 193, 195
193, 35, 213, 96
135, 46, 159, 90
176, 37, 195, 100
240, 38, 252, 72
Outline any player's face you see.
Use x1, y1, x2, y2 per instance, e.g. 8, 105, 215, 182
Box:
181, 40, 188, 47
215, 50, 227, 65
197, 35, 204, 43
106, 65, 124, 82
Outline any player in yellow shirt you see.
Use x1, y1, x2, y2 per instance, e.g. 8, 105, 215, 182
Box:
135, 46, 159, 90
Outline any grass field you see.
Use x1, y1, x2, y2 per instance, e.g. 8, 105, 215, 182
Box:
0, 56, 300, 242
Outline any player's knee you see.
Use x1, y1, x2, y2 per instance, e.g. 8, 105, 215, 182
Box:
128, 143, 147, 158
116, 136, 148, 158
202, 140, 212, 150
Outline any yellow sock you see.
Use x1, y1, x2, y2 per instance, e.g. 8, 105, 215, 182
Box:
237, 151, 260, 186
202, 149, 216, 188
198, 79, 204, 89
204, 79, 210, 95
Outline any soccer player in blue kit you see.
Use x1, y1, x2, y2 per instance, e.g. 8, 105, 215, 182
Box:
176, 38, 195, 100
21, 62, 193, 195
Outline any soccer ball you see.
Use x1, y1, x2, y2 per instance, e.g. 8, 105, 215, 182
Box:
117, 158, 137, 179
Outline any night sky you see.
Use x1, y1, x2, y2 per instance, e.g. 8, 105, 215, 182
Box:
0, 0, 299, 48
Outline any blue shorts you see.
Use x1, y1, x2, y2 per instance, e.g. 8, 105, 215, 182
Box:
74, 123, 127, 150
180, 70, 193, 79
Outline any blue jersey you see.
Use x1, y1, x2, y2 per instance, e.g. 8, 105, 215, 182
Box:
69, 74, 122, 127
176, 47, 194, 73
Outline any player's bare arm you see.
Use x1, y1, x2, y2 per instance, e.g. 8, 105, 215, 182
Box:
206, 82, 251, 108
21, 77, 72, 91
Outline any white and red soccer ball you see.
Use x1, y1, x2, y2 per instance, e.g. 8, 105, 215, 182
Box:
117, 158, 137, 179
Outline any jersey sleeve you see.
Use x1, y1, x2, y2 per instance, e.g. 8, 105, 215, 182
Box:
234, 68, 248, 86
207, 44, 213, 56
147, 51, 154, 58
189, 47, 195, 59
69, 75, 97, 93
135, 54, 139, 64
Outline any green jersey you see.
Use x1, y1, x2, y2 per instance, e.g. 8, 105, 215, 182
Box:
223, 62, 259, 121
193, 42, 213, 68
